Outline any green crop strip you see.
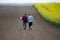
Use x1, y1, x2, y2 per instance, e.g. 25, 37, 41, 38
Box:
33, 3, 60, 27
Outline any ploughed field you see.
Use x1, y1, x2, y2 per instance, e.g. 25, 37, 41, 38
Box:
0, 6, 60, 40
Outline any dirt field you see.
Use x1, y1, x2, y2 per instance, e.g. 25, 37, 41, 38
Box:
0, 6, 60, 40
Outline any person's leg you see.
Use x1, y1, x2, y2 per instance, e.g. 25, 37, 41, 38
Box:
29, 22, 32, 30
24, 23, 26, 30
23, 22, 24, 27
31, 22, 33, 28
29, 22, 31, 28
30, 22, 32, 30
23, 22, 26, 30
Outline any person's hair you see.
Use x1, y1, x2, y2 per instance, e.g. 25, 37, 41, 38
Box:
25, 13, 27, 15
29, 14, 31, 15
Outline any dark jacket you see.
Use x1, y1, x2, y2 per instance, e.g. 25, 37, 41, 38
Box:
22, 16, 28, 23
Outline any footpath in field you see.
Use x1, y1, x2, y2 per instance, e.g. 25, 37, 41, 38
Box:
0, 6, 60, 40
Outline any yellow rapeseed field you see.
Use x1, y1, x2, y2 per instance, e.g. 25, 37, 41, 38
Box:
33, 3, 60, 26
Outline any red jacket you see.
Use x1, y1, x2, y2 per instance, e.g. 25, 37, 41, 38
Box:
22, 16, 28, 23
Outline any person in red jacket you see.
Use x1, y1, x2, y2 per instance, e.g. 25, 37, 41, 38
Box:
22, 14, 28, 30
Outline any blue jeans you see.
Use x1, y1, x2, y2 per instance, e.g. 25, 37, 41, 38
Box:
23, 22, 27, 29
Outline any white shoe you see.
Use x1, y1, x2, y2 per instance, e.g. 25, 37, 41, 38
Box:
31, 26, 32, 28
26, 28, 28, 30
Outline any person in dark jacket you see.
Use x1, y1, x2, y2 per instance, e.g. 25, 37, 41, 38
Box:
22, 14, 28, 30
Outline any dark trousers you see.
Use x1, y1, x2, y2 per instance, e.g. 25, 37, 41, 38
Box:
29, 22, 33, 28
